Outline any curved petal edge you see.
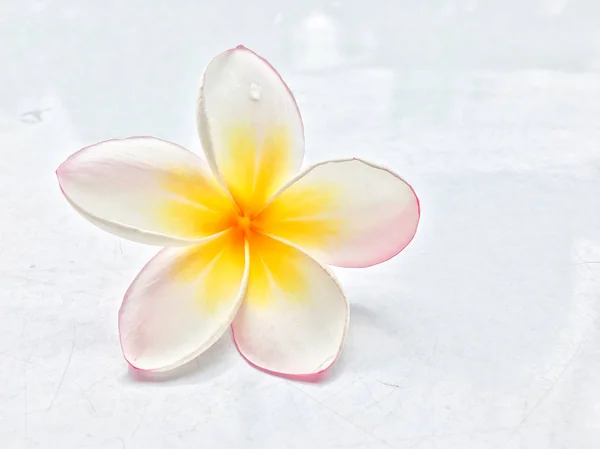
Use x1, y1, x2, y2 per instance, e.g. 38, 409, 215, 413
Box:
255, 158, 421, 268
119, 232, 249, 372
231, 235, 349, 379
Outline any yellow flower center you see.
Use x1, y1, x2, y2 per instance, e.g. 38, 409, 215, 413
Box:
235, 214, 252, 234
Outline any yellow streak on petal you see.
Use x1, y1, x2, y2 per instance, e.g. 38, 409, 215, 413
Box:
253, 126, 293, 208
246, 233, 308, 308
220, 125, 293, 215
200, 231, 246, 312
157, 167, 235, 239
254, 182, 344, 251
170, 230, 246, 313
220, 124, 256, 209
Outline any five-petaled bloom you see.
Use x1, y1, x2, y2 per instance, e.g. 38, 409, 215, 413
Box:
56, 46, 420, 379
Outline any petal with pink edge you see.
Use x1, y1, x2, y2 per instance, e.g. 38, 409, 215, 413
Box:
57, 137, 235, 246
119, 230, 248, 372
232, 234, 348, 378
197, 46, 304, 215
254, 158, 420, 268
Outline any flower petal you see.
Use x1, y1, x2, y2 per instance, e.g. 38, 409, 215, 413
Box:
57, 137, 236, 246
119, 230, 248, 372
197, 46, 304, 215
232, 234, 348, 378
255, 158, 420, 268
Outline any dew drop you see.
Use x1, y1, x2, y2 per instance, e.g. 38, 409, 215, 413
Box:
249, 82, 262, 101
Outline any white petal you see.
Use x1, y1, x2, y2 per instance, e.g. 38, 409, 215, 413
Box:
119, 231, 248, 372
255, 158, 420, 268
232, 234, 348, 378
57, 137, 235, 246
197, 46, 304, 214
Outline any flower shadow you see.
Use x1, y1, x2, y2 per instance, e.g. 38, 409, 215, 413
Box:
340, 301, 415, 376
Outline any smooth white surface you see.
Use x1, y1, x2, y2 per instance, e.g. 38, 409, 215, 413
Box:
2, 1, 600, 448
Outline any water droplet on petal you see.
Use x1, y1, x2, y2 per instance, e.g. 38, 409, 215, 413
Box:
249, 82, 262, 101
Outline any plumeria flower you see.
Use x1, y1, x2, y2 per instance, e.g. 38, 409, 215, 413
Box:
56, 46, 420, 379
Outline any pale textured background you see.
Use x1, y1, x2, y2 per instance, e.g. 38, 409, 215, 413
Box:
1, 1, 600, 448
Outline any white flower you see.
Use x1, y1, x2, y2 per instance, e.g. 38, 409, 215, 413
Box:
56, 46, 420, 379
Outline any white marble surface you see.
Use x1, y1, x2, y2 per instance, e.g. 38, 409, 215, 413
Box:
2, 1, 600, 448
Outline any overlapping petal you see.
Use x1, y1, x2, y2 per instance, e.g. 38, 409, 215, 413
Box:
232, 234, 348, 378
197, 46, 304, 215
119, 230, 248, 372
254, 159, 420, 268
56, 137, 235, 246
